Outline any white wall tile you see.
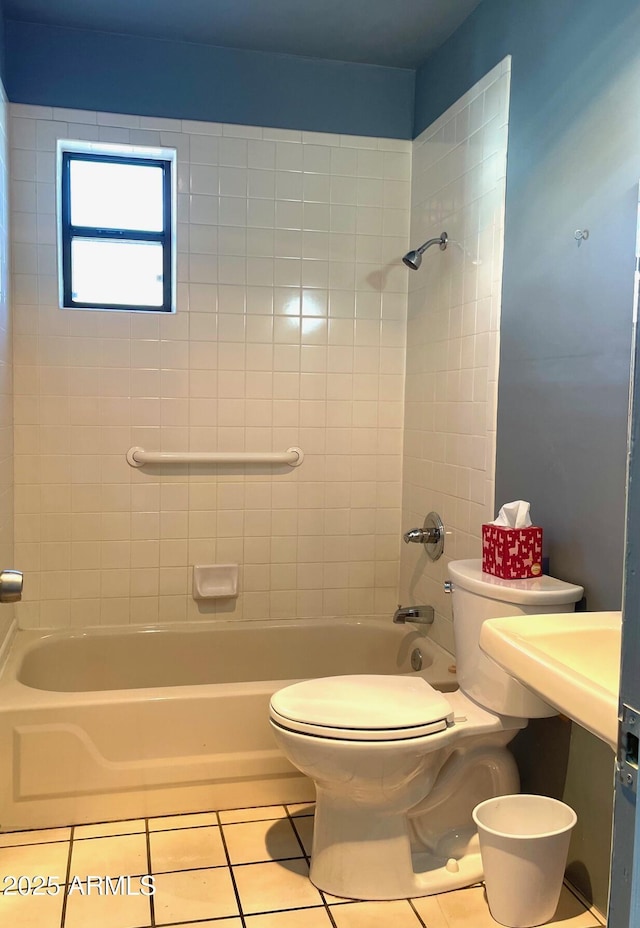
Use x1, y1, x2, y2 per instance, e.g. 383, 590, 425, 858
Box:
399, 59, 510, 652
11, 105, 409, 628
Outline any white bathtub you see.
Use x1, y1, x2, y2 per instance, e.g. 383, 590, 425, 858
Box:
0, 618, 456, 831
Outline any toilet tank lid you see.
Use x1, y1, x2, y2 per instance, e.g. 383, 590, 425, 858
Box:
448, 559, 584, 606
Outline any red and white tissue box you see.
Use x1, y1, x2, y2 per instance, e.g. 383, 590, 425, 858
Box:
482, 524, 543, 579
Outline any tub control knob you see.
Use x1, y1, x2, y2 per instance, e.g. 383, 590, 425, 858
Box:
0, 569, 23, 603
402, 512, 445, 561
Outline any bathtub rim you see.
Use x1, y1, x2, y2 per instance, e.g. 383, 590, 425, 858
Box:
0, 616, 456, 710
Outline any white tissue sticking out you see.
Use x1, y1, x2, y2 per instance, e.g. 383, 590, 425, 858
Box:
491, 500, 532, 528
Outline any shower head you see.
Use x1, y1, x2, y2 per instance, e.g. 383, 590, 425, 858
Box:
402, 232, 448, 270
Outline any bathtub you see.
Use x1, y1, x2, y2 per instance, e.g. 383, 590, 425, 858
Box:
0, 618, 456, 831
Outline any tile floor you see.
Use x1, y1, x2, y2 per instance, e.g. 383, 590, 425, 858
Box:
0, 802, 604, 928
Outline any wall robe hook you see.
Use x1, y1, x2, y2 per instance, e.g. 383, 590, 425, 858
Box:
574, 229, 589, 243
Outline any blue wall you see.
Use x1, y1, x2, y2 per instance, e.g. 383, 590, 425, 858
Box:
417, 0, 640, 611
417, 1, 640, 914
4, 20, 415, 139
0, 0, 5, 87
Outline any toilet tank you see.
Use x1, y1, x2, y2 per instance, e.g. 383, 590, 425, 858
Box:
448, 559, 584, 718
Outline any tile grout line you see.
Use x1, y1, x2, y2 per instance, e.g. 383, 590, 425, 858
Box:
151, 915, 247, 927
285, 805, 340, 928
144, 817, 157, 928
321, 897, 340, 928
285, 806, 311, 864
151, 856, 307, 875
58, 825, 75, 928
408, 897, 429, 928
215, 809, 247, 928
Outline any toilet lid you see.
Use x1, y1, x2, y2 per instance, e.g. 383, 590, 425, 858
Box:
269, 675, 454, 741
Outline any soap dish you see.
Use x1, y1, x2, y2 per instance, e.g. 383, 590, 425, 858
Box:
192, 564, 239, 600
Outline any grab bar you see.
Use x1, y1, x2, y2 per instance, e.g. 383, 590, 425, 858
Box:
126, 446, 304, 468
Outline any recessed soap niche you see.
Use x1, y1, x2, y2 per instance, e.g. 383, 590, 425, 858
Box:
192, 565, 239, 601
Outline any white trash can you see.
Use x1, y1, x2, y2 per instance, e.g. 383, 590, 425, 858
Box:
472, 794, 577, 928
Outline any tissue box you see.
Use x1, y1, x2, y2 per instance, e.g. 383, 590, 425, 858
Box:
482, 524, 543, 579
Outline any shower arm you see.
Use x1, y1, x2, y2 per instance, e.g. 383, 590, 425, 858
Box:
417, 234, 448, 255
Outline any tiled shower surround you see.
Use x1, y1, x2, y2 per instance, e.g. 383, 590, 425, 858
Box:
399, 60, 510, 652
10, 61, 509, 632
11, 107, 411, 627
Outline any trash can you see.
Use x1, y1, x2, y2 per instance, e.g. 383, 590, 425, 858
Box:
472, 794, 577, 928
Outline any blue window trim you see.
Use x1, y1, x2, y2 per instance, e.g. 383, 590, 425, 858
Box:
60, 150, 173, 312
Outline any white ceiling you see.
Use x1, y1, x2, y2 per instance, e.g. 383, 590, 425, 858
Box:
4, 0, 482, 69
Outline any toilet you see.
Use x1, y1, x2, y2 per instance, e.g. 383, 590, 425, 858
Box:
269, 558, 584, 901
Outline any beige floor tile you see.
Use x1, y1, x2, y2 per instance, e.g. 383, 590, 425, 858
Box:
70, 833, 148, 880
64, 876, 152, 928
218, 805, 288, 824
292, 815, 313, 856
0, 827, 71, 848
223, 817, 304, 864
0, 841, 69, 882
150, 825, 227, 873
286, 803, 315, 817
330, 899, 423, 927
411, 884, 599, 928
153, 867, 239, 924
148, 812, 218, 831
74, 820, 146, 840
233, 859, 323, 914
246, 906, 334, 927
0, 886, 64, 928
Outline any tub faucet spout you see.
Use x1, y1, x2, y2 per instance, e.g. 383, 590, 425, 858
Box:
393, 604, 434, 625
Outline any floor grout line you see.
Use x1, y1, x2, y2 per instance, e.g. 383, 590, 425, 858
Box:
285, 806, 311, 863
323, 899, 340, 927
284, 806, 341, 928
145, 817, 156, 928
283, 808, 335, 926
408, 897, 429, 928
58, 826, 74, 928
215, 809, 247, 928
153, 916, 248, 927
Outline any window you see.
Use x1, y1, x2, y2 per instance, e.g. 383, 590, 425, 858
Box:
57, 141, 176, 312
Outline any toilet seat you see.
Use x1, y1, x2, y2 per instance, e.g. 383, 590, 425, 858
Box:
269, 674, 454, 741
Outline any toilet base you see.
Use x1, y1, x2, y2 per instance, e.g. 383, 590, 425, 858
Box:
307, 739, 520, 901
311, 842, 484, 901
309, 791, 485, 900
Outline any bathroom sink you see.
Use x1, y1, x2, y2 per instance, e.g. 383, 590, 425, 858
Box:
480, 612, 621, 750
